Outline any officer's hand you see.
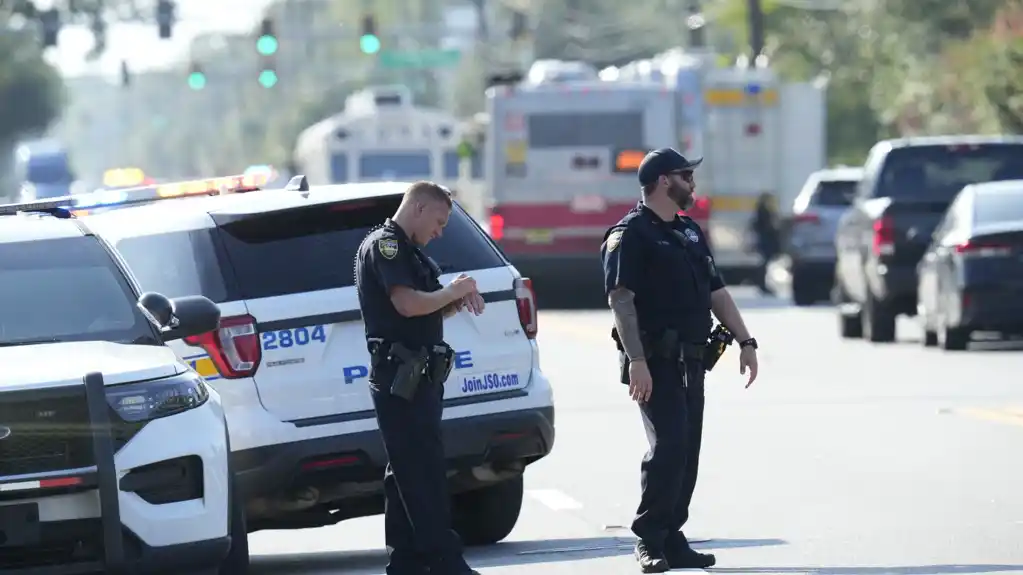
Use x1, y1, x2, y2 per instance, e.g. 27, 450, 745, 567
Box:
627, 359, 653, 403
463, 292, 485, 316
446, 274, 478, 300
739, 346, 758, 388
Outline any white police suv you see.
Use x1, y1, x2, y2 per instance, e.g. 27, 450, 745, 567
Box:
0, 200, 247, 574
79, 175, 555, 546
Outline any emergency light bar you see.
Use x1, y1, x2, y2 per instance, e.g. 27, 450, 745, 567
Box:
72, 173, 269, 216
0, 196, 78, 217
0, 173, 269, 218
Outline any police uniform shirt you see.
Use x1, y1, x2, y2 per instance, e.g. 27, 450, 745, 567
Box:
602, 203, 725, 343
355, 218, 444, 347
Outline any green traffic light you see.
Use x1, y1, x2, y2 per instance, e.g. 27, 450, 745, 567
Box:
256, 35, 278, 56
258, 69, 278, 88
188, 72, 206, 90
360, 34, 380, 54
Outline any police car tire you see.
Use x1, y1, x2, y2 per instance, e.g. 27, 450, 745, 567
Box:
219, 473, 250, 575
451, 475, 524, 546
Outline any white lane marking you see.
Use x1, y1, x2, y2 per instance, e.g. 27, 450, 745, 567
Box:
526, 489, 583, 511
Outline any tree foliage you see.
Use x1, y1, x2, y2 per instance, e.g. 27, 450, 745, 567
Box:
706, 0, 1023, 160
0, 30, 64, 144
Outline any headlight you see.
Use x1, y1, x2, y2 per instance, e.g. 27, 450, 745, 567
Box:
105, 372, 210, 423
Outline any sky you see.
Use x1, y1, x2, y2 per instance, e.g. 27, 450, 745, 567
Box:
44, 0, 276, 78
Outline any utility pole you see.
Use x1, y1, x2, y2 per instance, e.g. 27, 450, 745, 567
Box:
747, 0, 765, 57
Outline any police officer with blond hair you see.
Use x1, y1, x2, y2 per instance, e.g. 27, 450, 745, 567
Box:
355, 181, 486, 575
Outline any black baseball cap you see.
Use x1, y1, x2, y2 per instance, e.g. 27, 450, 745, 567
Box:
637, 148, 703, 186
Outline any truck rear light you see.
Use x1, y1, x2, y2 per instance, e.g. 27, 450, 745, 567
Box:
955, 240, 1010, 257
489, 213, 505, 240
872, 216, 894, 255
184, 314, 261, 379
514, 277, 537, 339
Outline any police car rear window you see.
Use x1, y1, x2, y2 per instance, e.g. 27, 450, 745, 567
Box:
214, 196, 507, 300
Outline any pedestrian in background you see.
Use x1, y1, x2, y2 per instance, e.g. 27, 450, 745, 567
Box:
749, 192, 781, 294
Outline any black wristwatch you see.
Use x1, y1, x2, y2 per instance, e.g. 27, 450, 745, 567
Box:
739, 337, 758, 350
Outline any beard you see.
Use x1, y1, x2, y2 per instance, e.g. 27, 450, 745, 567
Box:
667, 181, 695, 211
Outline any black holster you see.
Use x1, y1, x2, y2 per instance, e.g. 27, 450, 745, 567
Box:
703, 324, 735, 372
368, 339, 428, 401
427, 343, 455, 385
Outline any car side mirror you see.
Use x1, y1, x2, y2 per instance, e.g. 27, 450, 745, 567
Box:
139, 292, 221, 341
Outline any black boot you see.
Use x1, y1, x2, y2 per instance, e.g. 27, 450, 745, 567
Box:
664, 532, 716, 569
634, 540, 670, 573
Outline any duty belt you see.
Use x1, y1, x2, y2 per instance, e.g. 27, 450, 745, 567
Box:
367, 339, 455, 400
612, 328, 704, 362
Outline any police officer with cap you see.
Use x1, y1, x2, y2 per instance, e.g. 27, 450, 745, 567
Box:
355, 181, 486, 575
601, 148, 760, 572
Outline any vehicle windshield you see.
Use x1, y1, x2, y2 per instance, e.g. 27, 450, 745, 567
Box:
0, 236, 157, 346
876, 143, 1023, 201
358, 152, 432, 179
22, 155, 75, 186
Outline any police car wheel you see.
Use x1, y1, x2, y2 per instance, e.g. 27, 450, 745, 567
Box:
218, 474, 250, 575
451, 474, 524, 546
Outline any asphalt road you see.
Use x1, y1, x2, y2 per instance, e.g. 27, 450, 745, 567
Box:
247, 288, 1023, 574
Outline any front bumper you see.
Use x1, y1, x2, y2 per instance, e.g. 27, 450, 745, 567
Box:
0, 373, 230, 574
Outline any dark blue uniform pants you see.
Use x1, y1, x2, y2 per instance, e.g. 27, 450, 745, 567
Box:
631, 358, 706, 550
370, 365, 468, 575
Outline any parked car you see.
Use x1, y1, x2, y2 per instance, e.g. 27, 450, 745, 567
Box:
787, 167, 862, 305
918, 180, 1023, 350
835, 136, 1023, 342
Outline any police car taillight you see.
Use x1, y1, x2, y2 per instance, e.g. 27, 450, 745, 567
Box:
514, 277, 537, 339
184, 314, 261, 378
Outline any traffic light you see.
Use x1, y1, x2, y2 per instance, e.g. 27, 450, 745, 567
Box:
187, 61, 206, 90
156, 0, 175, 39
256, 17, 278, 56
258, 69, 278, 88
40, 8, 61, 48
256, 18, 278, 88
360, 14, 380, 54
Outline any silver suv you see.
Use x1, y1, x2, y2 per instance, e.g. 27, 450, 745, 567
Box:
788, 167, 862, 305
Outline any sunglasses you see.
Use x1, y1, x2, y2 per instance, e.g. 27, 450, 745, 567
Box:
667, 170, 695, 182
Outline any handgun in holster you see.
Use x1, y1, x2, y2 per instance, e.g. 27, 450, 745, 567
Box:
368, 339, 428, 401
703, 324, 734, 372
427, 344, 455, 385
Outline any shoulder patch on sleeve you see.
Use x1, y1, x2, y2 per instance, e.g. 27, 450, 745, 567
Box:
378, 238, 399, 259
606, 229, 624, 252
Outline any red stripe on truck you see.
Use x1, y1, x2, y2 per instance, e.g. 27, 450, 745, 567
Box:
491, 202, 638, 228
488, 200, 711, 255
